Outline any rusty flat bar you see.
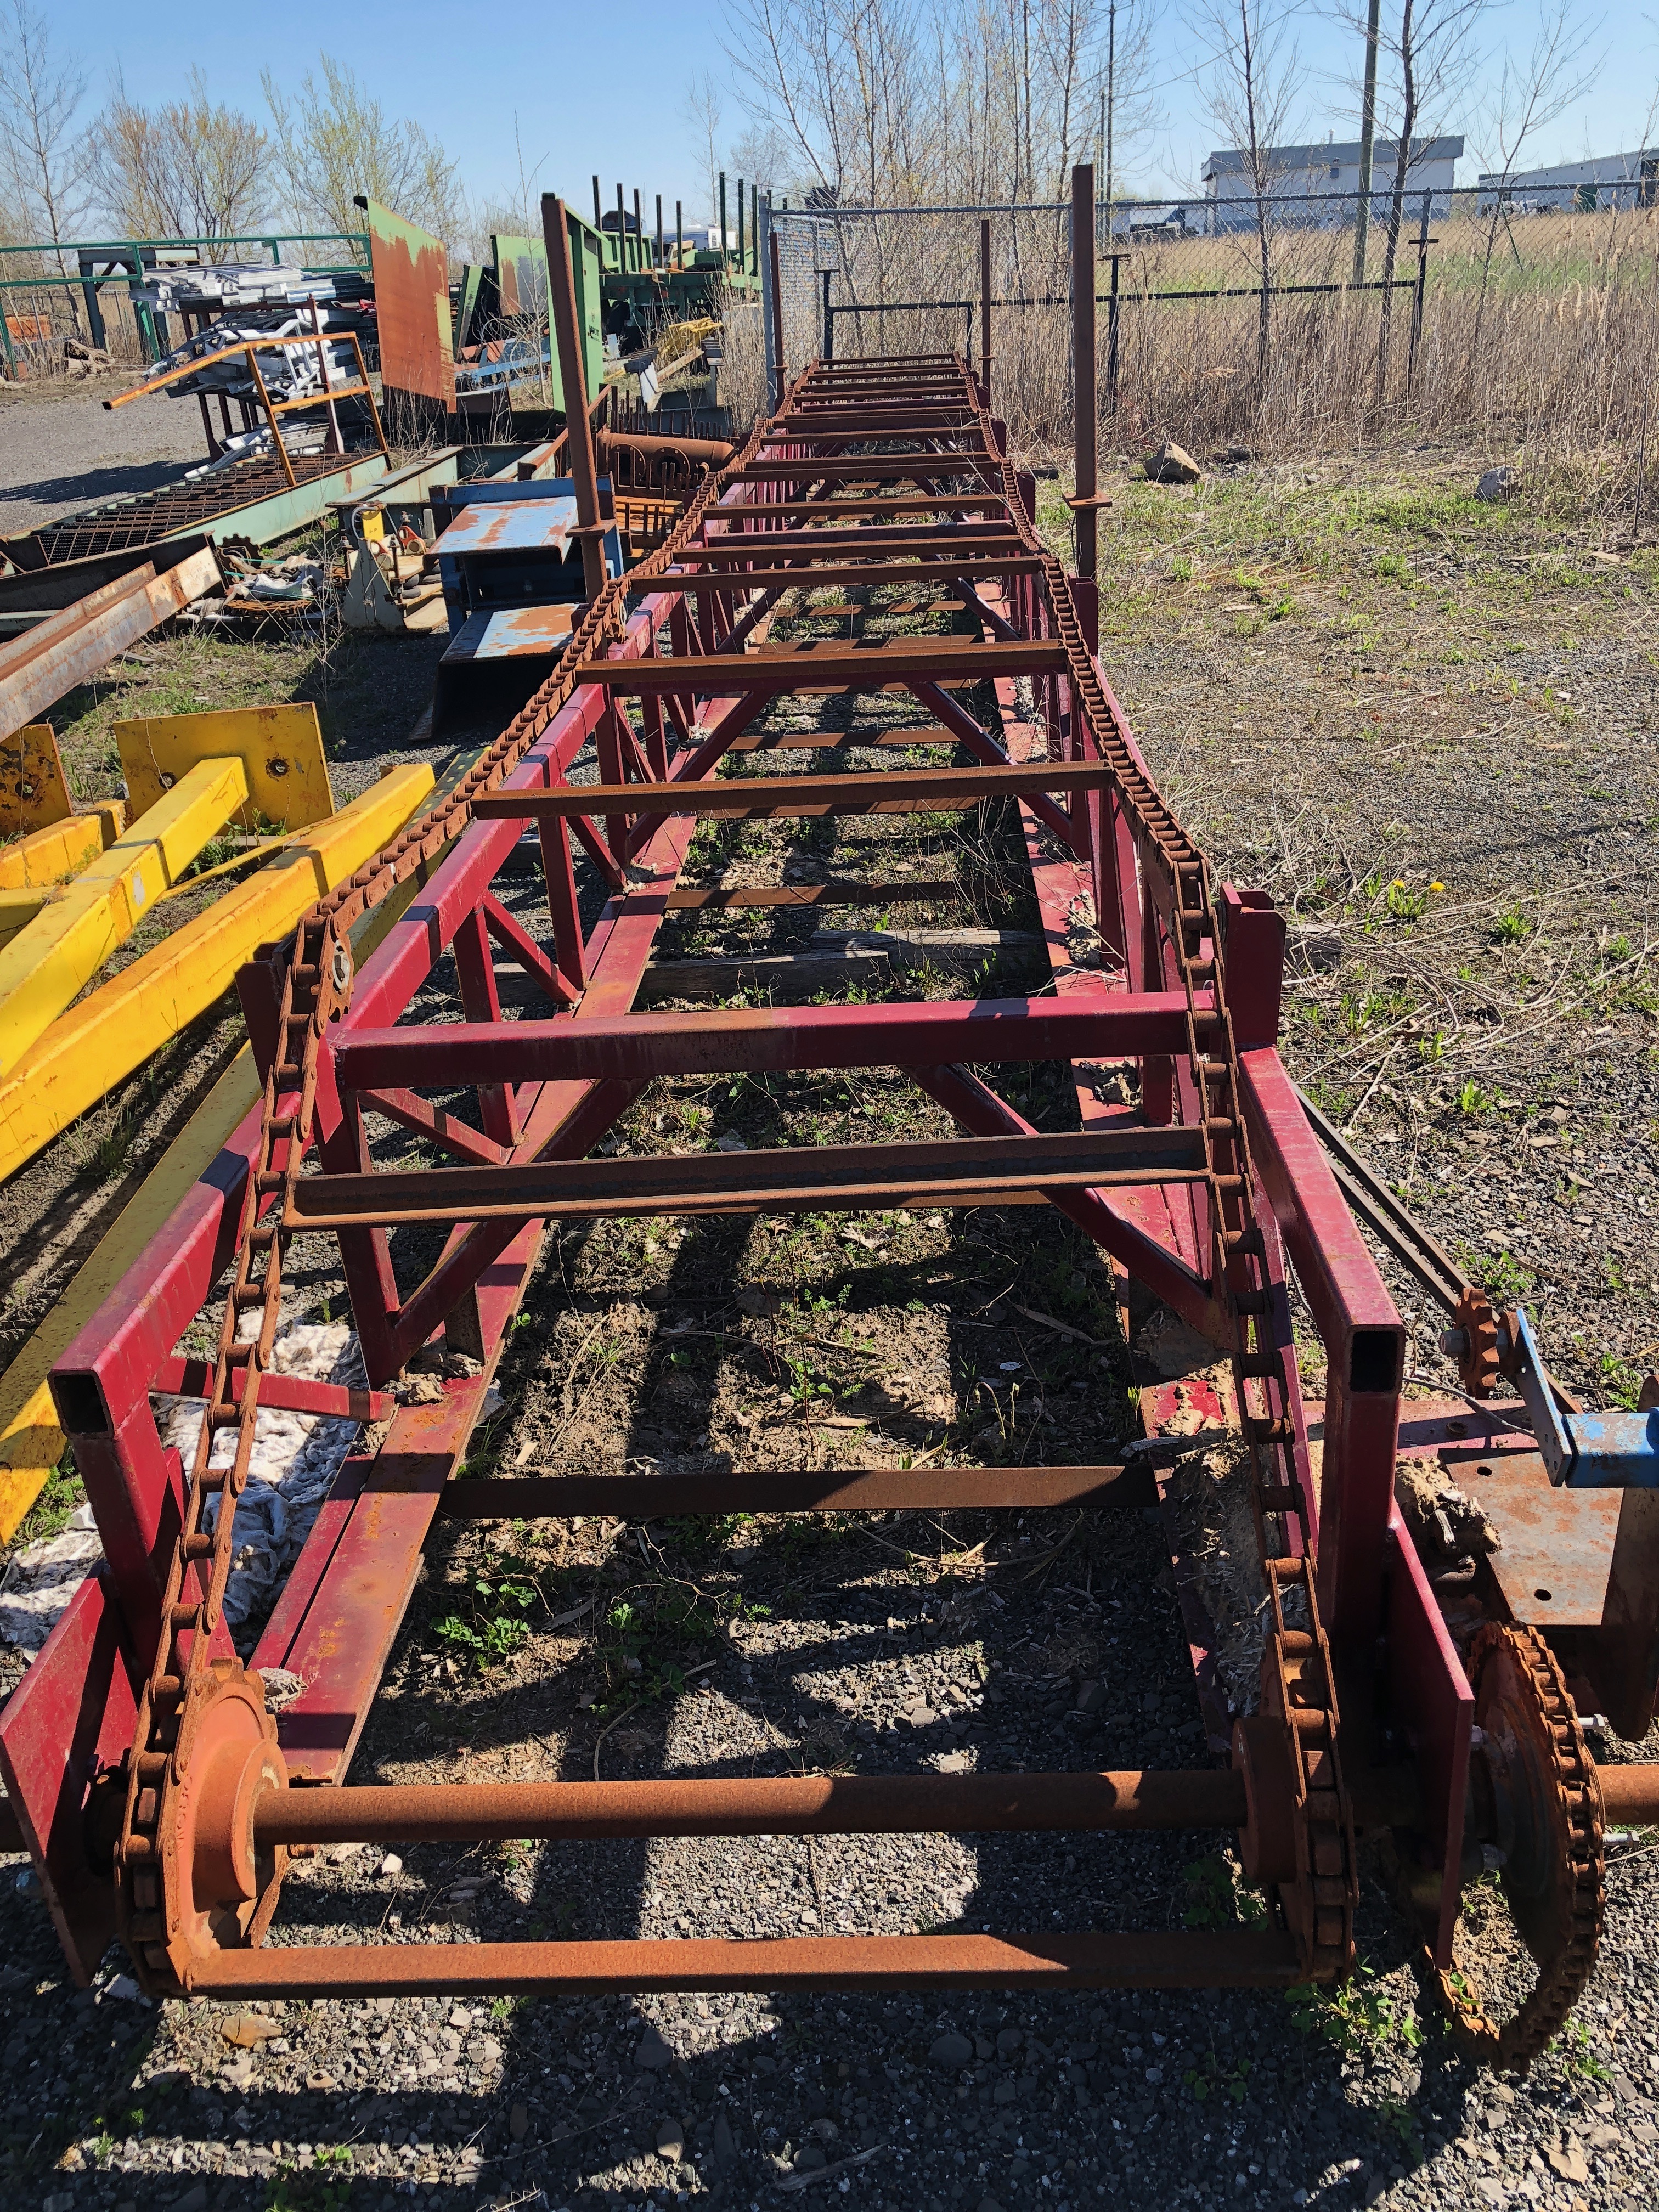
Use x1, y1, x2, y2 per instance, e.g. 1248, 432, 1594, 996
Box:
438, 1462, 1160, 1518
563, 639, 1066, 692
725, 730, 957, 754
473, 763, 1110, 826
637, 558, 1042, 592
257, 1769, 1245, 1847
699, 498, 1009, 521
286, 1127, 1209, 1232
333, 991, 1197, 1089
665, 877, 958, 909
727, 459, 991, 484
0, 547, 221, 736
688, 530, 1020, 561
188, 1929, 1304, 1998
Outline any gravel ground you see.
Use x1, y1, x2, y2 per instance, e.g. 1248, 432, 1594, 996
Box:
0, 374, 210, 535
0, 446, 1656, 2212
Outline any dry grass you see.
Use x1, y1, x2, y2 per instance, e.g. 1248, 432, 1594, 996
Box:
766, 203, 1659, 521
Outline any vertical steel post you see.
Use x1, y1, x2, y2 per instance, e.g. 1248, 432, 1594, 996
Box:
1353, 0, 1383, 286
760, 194, 778, 413
1070, 165, 1099, 622
1106, 253, 1121, 417
980, 217, 992, 404
634, 190, 643, 267
719, 173, 729, 264
656, 195, 664, 267
822, 268, 833, 359
751, 183, 759, 275
769, 225, 786, 400
1406, 191, 1432, 391
592, 177, 602, 229
542, 194, 609, 603
676, 202, 684, 270
737, 180, 746, 273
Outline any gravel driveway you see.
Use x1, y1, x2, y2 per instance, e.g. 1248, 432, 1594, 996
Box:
0, 375, 208, 534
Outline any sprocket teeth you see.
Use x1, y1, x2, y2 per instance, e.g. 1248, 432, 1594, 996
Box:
1430, 1623, 1605, 2072
1453, 1284, 1501, 1397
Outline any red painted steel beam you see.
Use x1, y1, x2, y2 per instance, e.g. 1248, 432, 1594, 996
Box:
693, 499, 1015, 522
682, 529, 1022, 559
255, 1768, 1246, 1846
331, 992, 1198, 1090
564, 640, 1067, 692
633, 560, 1045, 593
187, 1929, 1306, 1998
475, 763, 1127, 826
1237, 1045, 1405, 1649
152, 1358, 394, 1424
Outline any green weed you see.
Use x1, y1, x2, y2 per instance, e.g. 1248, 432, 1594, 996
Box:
1288, 1963, 1424, 2055
1184, 2054, 1252, 2104
1457, 1079, 1493, 1117
16, 1458, 83, 1545
1551, 2015, 1612, 2082
1182, 1854, 1267, 1931
1383, 878, 1437, 925
1599, 1353, 1644, 1412
1480, 1249, 1537, 1303
433, 1562, 540, 1669
1491, 906, 1533, 943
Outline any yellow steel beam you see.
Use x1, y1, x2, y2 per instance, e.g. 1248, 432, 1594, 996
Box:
0, 761, 433, 1188
0, 755, 250, 1079
116, 704, 334, 836
0, 1045, 261, 1541
0, 725, 72, 836
0, 791, 448, 1538
0, 803, 125, 893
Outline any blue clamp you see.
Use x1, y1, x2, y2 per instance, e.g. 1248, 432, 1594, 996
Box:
1504, 1307, 1659, 1488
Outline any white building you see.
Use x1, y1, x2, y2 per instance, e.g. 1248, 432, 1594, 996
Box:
1475, 150, 1659, 213
1202, 137, 1463, 231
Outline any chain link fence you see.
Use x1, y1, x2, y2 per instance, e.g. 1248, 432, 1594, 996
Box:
758, 190, 1659, 494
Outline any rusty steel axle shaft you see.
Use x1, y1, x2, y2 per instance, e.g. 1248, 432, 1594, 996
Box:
254, 1769, 1248, 1847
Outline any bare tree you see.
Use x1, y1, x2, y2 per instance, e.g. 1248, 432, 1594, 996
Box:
98, 70, 268, 242
0, 0, 94, 316
721, 0, 1125, 206
262, 55, 459, 247
685, 71, 726, 229
1464, 0, 1605, 360
1192, 0, 1308, 387
1094, 0, 1166, 232
1363, 0, 1486, 402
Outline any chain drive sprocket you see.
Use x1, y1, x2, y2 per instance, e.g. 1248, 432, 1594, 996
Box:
1431, 1623, 1605, 2072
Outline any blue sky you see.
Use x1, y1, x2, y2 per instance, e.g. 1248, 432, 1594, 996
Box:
41, 0, 1659, 216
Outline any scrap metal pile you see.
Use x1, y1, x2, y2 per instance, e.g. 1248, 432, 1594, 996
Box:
2, 196, 1656, 2067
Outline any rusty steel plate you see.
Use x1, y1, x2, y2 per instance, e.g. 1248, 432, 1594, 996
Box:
465, 605, 577, 658
434, 498, 579, 557
1438, 1442, 1620, 1629
364, 198, 455, 416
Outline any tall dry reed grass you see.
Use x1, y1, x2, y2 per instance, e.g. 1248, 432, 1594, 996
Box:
761, 201, 1659, 520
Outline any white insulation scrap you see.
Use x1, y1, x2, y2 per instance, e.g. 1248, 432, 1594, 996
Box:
0, 1321, 366, 1656
155, 1321, 367, 1639
0, 1503, 104, 1652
